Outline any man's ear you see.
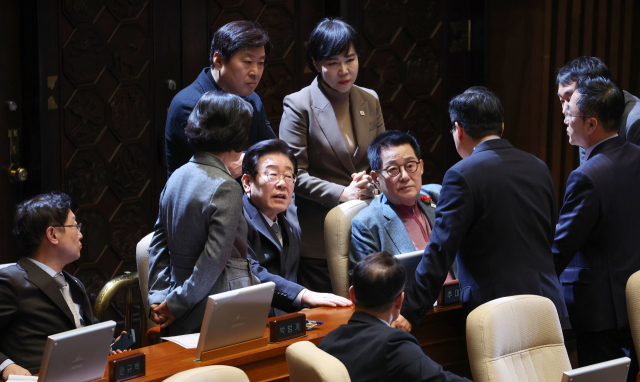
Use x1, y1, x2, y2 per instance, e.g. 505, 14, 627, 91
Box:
349, 286, 357, 305
312, 57, 321, 74
501, 122, 505, 137
456, 122, 465, 141
212, 52, 225, 71
419, 159, 424, 175
45, 226, 59, 245
370, 170, 379, 184
241, 174, 252, 194
395, 291, 404, 310
587, 117, 598, 133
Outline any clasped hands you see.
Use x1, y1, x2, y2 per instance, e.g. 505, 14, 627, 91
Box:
340, 171, 377, 202
149, 301, 176, 328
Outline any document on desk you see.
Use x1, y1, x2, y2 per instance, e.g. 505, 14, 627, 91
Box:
6, 376, 38, 381
161, 333, 200, 349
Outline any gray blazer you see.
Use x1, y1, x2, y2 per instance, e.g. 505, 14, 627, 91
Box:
148, 152, 256, 335
279, 77, 385, 259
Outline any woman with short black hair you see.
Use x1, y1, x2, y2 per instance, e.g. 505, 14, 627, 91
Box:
148, 91, 259, 336
279, 18, 385, 293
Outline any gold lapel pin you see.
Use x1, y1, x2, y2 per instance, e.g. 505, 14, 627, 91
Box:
360, 111, 365, 116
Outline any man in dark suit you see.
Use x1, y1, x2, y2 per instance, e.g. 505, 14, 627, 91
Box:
553, 77, 640, 379
241, 139, 351, 315
393, 87, 568, 332
319, 251, 470, 382
165, 20, 276, 178
556, 56, 640, 164
0, 192, 124, 380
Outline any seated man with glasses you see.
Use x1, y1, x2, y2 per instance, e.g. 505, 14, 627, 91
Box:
349, 131, 455, 279
241, 139, 351, 315
0, 192, 126, 381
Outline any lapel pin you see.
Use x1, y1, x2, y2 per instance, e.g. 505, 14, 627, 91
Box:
360, 111, 365, 116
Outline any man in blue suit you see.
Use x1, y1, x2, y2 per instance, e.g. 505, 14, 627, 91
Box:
241, 139, 351, 316
393, 87, 568, 332
319, 251, 471, 382
165, 21, 276, 178
553, 77, 640, 378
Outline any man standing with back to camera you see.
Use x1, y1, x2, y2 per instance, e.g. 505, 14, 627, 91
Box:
165, 20, 276, 179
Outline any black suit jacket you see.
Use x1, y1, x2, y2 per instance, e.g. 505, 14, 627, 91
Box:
318, 311, 471, 382
402, 139, 568, 326
0, 257, 95, 373
243, 194, 304, 314
165, 68, 276, 177
554, 137, 640, 331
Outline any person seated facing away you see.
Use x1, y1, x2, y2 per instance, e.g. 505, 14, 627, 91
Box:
0, 192, 126, 381
241, 139, 352, 316
318, 251, 471, 382
349, 130, 456, 279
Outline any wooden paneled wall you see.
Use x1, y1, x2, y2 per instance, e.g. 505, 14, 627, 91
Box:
488, 0, 640, 202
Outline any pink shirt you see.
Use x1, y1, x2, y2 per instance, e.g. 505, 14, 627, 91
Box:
392, 200, 432, 251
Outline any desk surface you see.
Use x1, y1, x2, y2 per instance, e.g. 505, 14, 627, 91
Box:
104, 304, 470, 382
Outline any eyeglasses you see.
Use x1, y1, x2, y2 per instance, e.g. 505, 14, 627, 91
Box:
564, 113, 591, 119
379, 161, 420, 178
261, 172, 297, 186
51, 223, 83, 234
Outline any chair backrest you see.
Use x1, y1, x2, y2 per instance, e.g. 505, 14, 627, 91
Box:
626, 270, 640, 366
162, 365, 249, 382
286, 341, 350, 382
466, 295, 572, 382
324, 199, 372, 297
136, 232, 156, 330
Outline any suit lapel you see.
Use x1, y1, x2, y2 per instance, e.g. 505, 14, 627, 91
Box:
417, 197, 436, 228
243, 195, 282, 250
380, 197, 417, 254
310, 78, 357, 174
587, 135, 624, 160
350, 87, 371, 168
195, 68, 219, 94
18, 257, 77, 327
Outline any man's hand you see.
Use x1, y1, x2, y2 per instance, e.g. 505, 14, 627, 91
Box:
110, 331, 130, 355
225, 151, 245, 179
391, 314, 413, 332
150, 301, 176, 328
301, 291, 353, 308
2, 363, 31, 381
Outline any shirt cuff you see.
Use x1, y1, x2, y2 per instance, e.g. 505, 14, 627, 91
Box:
293, 289, 307, 307
0, 359, 15, 374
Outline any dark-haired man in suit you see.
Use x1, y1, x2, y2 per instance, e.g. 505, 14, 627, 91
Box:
0, 192, 124, 381
393, 86, 568, 332
553, 77, 640, 380
165, 20, 276, 178
319, 251, 470, 382
241, 139, 351, 315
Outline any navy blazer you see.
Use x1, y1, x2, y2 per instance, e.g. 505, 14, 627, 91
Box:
165, 68, 276, 177
0, 257, 95, 373
554, 137, 640, 332
243, 194, 304, 314
318, 311, 471, 382
402, 139, 568, 327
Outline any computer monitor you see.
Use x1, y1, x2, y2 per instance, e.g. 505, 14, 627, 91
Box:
395, 250, 423, 288
38, 320, 116, 382
561, 357, 630, 382
195, 282, 275, 360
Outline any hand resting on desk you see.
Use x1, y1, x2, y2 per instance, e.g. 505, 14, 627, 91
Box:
2, 363, 31, 381
150, 301, 176, 328
301, 291, 352, 308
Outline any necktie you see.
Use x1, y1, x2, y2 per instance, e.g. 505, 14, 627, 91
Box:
53, 274, 82, 328
272, 222, 283, 246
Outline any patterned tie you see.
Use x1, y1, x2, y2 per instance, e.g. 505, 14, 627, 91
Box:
272, 221, 283, 246
53, 274, 82, 328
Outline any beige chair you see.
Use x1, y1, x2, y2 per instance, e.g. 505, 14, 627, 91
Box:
324, 199, 372, 297
136, 232, 156, 334
466, 295, 572, 382
162, 365, 249, 382
286, 341, 350, 382
626, 270, 640, 370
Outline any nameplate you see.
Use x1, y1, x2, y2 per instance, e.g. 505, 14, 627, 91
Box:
437, 279, 461, 306
268, 313, 307, 343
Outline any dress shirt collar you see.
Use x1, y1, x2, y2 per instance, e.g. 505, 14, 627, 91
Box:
473, 136, 500, 151
584, 133, 618, 161
26, 257, 58, 278
259, 210, 277, 227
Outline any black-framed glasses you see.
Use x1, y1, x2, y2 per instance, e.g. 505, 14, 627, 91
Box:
51, 223, 83, 234
564, 113, 591, 119
261, 172, 297, 186
379, 161, 420, 178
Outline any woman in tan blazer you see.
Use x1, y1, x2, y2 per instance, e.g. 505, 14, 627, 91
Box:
279, 18, 385, 292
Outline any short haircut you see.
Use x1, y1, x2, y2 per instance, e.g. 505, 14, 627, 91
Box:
449, 86, 504, 140
13, 192, 73, 257
352, 251, 406, 312
367, 130, 421, 171
575, 76, 625, 132
556, 56, 612, 86
242, 139, 298, 177
306, 18, 363, 76
184, 91, 253, 153
209, 20, 271, 65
